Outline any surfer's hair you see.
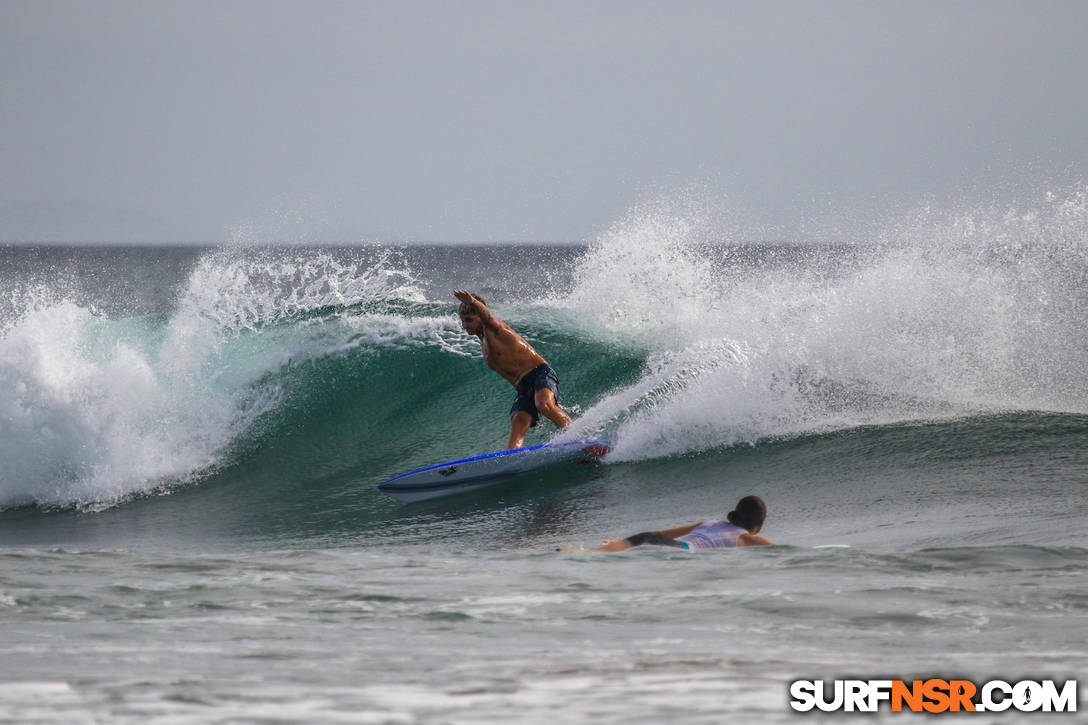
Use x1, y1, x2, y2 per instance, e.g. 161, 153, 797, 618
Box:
727, 495, 766, 531
458, 294, 485, 316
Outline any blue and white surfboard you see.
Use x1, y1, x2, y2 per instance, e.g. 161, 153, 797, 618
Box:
377, 439, 610, 502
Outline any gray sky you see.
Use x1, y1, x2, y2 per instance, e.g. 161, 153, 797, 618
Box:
2, 0, 1086, 243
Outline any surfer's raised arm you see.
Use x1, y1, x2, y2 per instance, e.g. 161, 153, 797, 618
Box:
453, 290, 500, 330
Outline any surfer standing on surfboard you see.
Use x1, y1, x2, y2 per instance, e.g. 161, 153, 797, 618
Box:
454, 290, 573, 449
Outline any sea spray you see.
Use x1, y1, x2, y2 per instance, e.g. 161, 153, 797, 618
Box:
561, 187, 1088, 460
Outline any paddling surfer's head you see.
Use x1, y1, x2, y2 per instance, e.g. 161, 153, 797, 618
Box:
727, 495, 766, 533
458, 293, 485, 335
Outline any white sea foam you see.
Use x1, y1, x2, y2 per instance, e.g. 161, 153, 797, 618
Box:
0, 249, 426, 510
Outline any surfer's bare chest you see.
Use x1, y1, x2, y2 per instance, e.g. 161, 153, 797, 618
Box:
479, 330, 542, 382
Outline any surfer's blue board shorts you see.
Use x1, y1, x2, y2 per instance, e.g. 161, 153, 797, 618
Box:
511, 363, 560, 427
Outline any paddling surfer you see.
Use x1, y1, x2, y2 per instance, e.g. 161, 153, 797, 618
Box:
561, 496, 773, 551
454, 290, 573, 449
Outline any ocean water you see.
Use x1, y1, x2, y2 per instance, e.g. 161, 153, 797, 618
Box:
1, 193, 1086, 722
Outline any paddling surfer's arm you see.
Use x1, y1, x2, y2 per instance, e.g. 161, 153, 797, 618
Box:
590, 523, 702, 552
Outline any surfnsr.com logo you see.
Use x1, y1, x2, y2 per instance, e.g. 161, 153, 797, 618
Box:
789, 679, 1077, 713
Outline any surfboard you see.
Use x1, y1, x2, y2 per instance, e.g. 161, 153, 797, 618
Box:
377, 439, 610, 502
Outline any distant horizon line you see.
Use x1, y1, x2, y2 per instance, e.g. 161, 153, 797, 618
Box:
0, 239, 589, 247
0, 238, 849, 247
